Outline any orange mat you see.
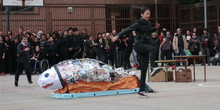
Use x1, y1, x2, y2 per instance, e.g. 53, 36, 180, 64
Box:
54, 76, 139, 94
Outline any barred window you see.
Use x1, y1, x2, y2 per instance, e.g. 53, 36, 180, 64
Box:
1, 6, 34, 12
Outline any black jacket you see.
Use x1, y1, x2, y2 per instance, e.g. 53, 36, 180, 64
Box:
117, 18, 157, 45
151, 37, 160, 50
201, 34, 213, 48
0, 42, 6, 57
17, 42, 35, 63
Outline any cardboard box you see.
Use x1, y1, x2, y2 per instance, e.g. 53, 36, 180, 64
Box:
175, 68, 192, 82
150, 70, 173, 82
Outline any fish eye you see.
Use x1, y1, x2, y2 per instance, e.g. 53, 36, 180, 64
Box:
44, 73, 50, 78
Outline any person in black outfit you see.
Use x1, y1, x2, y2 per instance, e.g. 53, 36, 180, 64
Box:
84, 34, 97, 59
48, 37, 56, 66
0, 36, 6, 75
112, 6, 160, 97
55, 32, 69, 62
3, 35, 13, 74
39, 34, 49, 60
72, 28, 84, 59
11, 37, 20, 74
151, 32, 160, 67
117, 35, 128, 68
201, 29, 213, 65
15, 35, 35, 87
109, 34, 118, 68
124, 32, 134, 69
65, 27, 75, 59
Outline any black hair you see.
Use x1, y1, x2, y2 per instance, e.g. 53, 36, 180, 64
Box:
25, 32, 32, 36
203, 28, 208, 32
19, 27, 24, 30
20, 35, 28, 40
130, 6, 150, 22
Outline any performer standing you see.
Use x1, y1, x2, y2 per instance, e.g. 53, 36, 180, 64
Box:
15, 35, 35, 87
112, 6, 160, 97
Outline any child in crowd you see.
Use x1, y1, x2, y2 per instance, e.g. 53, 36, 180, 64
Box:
15, 35, 35, 87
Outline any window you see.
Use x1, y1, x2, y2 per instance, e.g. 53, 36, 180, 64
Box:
1, 6, 34, 12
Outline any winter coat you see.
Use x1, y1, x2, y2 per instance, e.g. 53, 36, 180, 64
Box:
172, 34, 188, 53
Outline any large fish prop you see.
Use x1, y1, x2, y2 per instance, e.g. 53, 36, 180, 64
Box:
38, 58, 138, 90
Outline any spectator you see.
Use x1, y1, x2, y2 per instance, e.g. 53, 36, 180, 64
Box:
151, 32, 160, 67
11, 37, 20, 74
201, 29, 212, 65
85, 34, 98, 59
72, 28, 84, 59
186, 30, 192, 44
217, 26, 220, 38
81, 29, 89, 40
212, 32, 220, 65
4, 35, 13, 74
109, 34, 118, 68
189, 32, 201, 55
26, 32, 34, 46
101, 32, 109, 64
0, 36, 6, 76
124, 32, 134, 69
39, 34, 49, 60
0, 30, 4, 37
172, 28, 188, 66
160, 31, 172, 66
112, 30, 117, 36
130, 31, 140, 68
46, 33, 52, 40
66, 27, 75, 59
48, 37, 56, 66
117, 35, 128, 68
188, 32, 201, 65
32, 37, 40, 49
55, 32, 69, 62
97, 37, 107, 63
16, 27, 25, 41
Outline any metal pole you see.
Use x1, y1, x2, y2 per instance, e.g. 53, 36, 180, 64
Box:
204, 0, 207, 28
5, 6, 10, 31
155, 0, 158, 23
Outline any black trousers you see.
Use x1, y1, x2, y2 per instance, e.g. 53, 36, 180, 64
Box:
15, 61, 32, 82
109, 52, 117, 68
134, 43, 155, 92
125, 48, 132, 68
161, 49, 172, 65
0, 57, 5, 73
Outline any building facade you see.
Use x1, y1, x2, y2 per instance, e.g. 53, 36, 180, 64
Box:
0, 0, 219, 35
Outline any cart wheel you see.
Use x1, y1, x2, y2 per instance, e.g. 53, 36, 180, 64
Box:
39, 59, 49, 73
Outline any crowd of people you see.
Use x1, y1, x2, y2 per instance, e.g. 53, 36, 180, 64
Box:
0, 26, 220, 76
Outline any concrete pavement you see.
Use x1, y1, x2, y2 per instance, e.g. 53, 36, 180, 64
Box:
0, 66, 220, 110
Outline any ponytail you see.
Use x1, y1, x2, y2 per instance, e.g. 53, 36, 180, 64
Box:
130, 5, 150, 22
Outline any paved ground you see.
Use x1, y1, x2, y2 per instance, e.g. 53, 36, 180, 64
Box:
0, 65, 220, 110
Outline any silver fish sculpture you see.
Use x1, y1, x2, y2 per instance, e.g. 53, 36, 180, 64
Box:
38, 58, 137, 90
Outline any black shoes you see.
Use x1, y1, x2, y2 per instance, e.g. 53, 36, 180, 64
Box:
28, 80, 33, 84
14, 80, 33, 87
14, 81, 18, 87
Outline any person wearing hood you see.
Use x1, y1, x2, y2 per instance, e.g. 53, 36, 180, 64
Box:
112, 6, 160, 98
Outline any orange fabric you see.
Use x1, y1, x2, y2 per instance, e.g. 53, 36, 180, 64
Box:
54, 76, 139, 94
